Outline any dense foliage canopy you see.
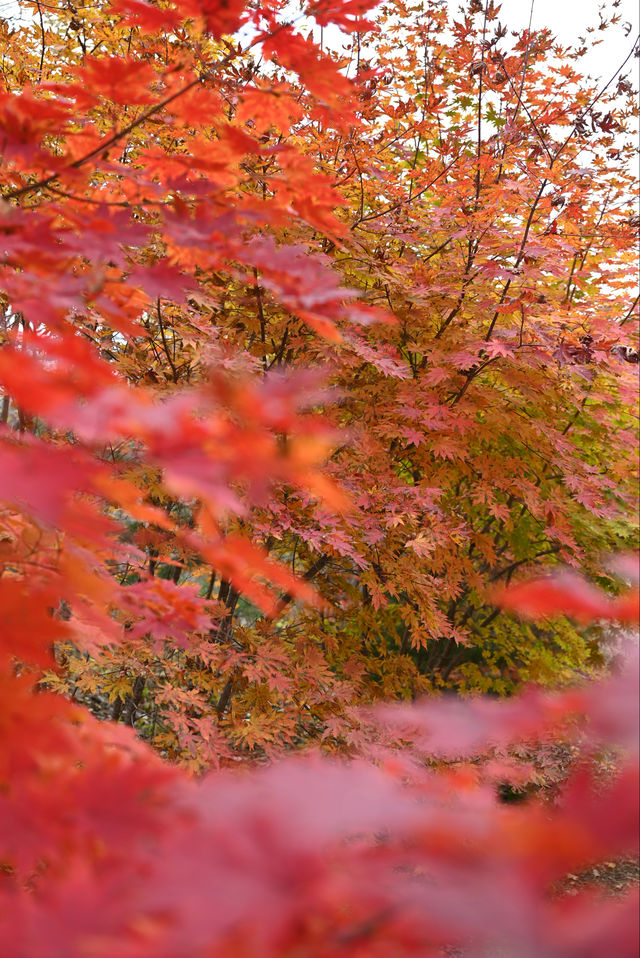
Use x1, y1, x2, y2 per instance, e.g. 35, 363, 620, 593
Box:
0, 0, 638, 954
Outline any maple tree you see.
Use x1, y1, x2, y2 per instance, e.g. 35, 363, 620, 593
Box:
0, 0, 639, 952
3, 0, 634, 765
0, 2, 637, 761
19, 0, 636, 761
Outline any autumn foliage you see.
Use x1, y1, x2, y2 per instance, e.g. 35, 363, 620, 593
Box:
0, 0, 638, 953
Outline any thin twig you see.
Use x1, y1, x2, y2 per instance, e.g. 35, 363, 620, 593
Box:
156, 298, 179, 383
35, 0, 46, 83
551, 34, 640, 166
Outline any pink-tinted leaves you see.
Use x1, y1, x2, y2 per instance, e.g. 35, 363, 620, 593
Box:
495, 569, 640, 624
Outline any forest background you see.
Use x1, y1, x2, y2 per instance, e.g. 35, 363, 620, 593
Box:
0, 0, 638, 954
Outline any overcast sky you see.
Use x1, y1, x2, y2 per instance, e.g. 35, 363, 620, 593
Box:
481, 0, 639, 83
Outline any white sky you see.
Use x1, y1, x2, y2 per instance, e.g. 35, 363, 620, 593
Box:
482, 0, 639, 83
313, 1, 640, 112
